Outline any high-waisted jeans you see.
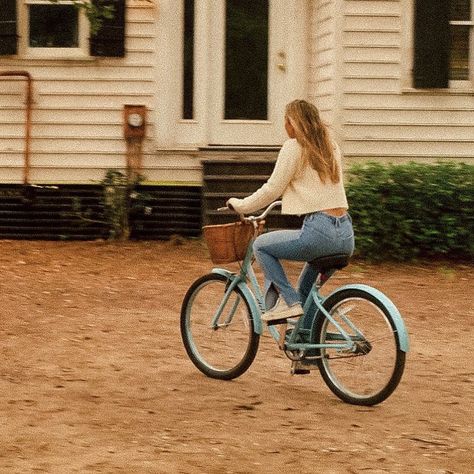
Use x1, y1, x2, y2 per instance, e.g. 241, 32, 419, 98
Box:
253, 211, 355, 322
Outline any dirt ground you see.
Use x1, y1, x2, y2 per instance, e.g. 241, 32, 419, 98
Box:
0, 239, 472, 474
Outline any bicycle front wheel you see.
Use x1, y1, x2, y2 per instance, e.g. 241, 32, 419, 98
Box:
180, 273, 259, 380
313, 288, 406, 406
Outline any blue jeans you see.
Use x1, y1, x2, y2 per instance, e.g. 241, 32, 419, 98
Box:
253, 212, 355, 316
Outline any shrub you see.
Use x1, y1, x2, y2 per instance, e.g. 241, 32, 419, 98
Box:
346, 161, 474, 260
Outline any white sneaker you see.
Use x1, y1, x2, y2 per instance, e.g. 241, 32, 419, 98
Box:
262, 299, 303, 322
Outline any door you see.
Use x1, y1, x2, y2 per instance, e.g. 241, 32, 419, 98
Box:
155, 0, 306, 149
207, 0, 306, 146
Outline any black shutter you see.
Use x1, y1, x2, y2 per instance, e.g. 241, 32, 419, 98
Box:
90, 0, 126, 57
0, 0, 17, 55
413, 0, 450, 88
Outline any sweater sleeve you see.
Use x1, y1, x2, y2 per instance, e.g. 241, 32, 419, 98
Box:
229, 139, 301, 214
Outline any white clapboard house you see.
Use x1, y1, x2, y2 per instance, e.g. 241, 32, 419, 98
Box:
0, 0, 473, 238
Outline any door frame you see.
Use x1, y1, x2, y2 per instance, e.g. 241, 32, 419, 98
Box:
154, 0, 308, 148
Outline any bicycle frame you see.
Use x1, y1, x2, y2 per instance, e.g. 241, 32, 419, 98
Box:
211, 232, 366, 355
210, 201, 409, 355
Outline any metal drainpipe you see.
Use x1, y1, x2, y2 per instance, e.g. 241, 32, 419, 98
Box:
0, 71, 33, 185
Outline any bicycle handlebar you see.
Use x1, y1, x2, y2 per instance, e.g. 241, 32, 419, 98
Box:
217, 200, 282, 222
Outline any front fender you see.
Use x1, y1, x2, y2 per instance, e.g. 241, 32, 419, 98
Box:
211, 268, 264, 335
323, 284, 410, 352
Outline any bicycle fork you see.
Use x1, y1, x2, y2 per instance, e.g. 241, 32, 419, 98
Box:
210, 277, 241, 329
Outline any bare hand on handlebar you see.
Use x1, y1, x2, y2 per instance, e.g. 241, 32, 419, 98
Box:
217, 200, 282, 223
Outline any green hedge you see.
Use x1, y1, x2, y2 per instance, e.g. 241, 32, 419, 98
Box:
346, 162, 474, 260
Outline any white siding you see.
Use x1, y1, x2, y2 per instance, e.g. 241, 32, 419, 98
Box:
2, 0, 473, 187
0, 3, 166, 184
339, 0, 474, 163
309, 0, 339, 127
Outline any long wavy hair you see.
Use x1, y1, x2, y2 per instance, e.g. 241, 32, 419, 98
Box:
285, 99, 340, 184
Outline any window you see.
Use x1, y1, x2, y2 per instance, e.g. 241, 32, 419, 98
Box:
29, 3, 79, 48
0, 0, 126, 58
24, 0, 87, 57
183, 0, 195, 120
224, 0, 269, 120
450, 0, 472, 83
413, 0, 473, 89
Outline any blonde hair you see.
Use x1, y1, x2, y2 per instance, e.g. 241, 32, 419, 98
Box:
285, 99, 340, 184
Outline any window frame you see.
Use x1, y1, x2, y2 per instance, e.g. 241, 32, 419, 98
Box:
449, 15, 474, 89
19, 0, 90, 60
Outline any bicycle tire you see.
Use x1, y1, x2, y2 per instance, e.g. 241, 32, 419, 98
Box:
180, 273, 260, 380
313, 288, 406, 406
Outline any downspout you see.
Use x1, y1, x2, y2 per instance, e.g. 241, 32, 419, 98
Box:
0, 71, 33, 185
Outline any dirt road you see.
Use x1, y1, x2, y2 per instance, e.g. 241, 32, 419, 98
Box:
0, 240, 472, 473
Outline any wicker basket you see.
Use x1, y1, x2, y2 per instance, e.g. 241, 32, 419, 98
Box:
203, 221, 264, 264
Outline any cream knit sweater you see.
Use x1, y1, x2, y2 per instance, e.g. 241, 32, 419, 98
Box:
228, 138, 348, 215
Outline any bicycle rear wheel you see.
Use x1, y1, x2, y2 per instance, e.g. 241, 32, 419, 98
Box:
180, 273, 259, 380
313, 288, 406, 406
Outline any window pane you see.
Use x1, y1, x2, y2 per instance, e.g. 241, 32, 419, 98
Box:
225, 0, 269, 120
450, 26, 470, 80
29, 5, 78, 48
450, 0, 471, 21
183, 0, 194, 119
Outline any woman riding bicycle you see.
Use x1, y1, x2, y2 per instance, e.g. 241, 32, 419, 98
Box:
227, 99, 354, 323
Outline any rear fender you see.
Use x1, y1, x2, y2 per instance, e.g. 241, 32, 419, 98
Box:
323, 284, 410, 352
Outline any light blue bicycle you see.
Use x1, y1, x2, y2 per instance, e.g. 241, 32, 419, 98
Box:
181, 201, 409, 405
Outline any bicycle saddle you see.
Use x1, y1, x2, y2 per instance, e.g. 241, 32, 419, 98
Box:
308, 253, 350, 271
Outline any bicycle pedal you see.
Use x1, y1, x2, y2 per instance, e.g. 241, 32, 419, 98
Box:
290, 361, 310, 375
266, 318, 288, 326
291, 360, 317, 375
292, 368, 311, 375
